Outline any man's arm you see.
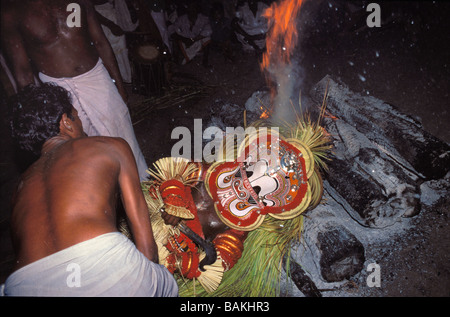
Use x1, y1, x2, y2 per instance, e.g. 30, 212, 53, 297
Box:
0, 7, 35, 89
83, 1, 128, 103
95, 11, 124, 37
113, 138, 158, 262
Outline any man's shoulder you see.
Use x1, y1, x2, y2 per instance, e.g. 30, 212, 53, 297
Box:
71, 137, 132, 164
76, 136, 129, 148
75, 136, 132, 155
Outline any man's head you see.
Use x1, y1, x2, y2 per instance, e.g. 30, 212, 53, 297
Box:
10, 83, 82, 157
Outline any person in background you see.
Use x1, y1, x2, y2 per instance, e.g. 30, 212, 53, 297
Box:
232, 0, 268, 54
145, 0, 173, 54
94, 0, 139, 84
169, 1, 212, 66
1, 0, 148, 180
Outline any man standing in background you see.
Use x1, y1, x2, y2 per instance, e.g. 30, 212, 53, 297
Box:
94, 0, 138, 84
1, 0, 148, 180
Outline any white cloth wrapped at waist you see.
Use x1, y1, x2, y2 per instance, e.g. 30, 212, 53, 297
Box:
1, 232, 178, 297
38, 59, 148, 181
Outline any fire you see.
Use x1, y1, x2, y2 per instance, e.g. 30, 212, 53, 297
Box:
261, 0, 303, 71
259, 107, 270, 119
260, 0, 304, 109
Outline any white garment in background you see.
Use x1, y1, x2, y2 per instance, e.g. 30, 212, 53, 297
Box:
170, 13, 212, 63
95, 0, 137, 83
114, 0, 139, 32
151, 10, 172, 53
39, 59, 148, 181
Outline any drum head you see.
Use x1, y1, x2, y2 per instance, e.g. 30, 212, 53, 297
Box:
131, 44, 160, 64
138, 45, 159, 60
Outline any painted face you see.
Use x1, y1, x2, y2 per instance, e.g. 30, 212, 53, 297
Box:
206, 131, 312, 231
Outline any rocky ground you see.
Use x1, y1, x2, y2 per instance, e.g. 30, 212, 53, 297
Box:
1, 0, 449, 296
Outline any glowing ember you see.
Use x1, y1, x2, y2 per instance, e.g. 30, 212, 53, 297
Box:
323, 109, 339, 121
260, 107, 270, 119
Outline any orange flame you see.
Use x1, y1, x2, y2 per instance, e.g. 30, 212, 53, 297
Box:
259, 106, 270, 119
260, 0, 303, 98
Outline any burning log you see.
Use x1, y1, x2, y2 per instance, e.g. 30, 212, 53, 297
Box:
316, 223, 365, 283
244, 90, 272, 119
306, 75, 450, 228
288, 195, 367, 288
282, 255, 322, 297
323, 118, 421, 227
280, 75, 450, 292
310, 75, 450, 180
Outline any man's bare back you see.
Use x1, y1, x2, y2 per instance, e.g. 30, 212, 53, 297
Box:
11, 135, 146, 272
4, 83, 176, 296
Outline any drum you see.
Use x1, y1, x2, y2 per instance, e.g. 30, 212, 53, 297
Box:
129, 42, 167, 97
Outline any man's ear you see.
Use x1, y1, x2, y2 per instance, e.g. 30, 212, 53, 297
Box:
59, 113, 73, 134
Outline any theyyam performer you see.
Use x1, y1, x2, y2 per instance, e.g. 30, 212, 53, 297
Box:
120, 112, 331, 296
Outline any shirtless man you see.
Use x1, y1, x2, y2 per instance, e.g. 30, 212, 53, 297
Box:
1, 83, 177, 296
1, 0, 125, 98
1, 0, 148, 180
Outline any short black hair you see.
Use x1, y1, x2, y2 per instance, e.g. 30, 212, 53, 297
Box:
10, 83, 74, 157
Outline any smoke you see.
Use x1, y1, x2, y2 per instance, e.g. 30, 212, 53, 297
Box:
261, 0, 329, 124
266, 55, 305, 125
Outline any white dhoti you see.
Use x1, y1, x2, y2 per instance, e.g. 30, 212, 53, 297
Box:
39, 59, 148, 181
151, 10, 172, 54
1, 232, 178, 297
